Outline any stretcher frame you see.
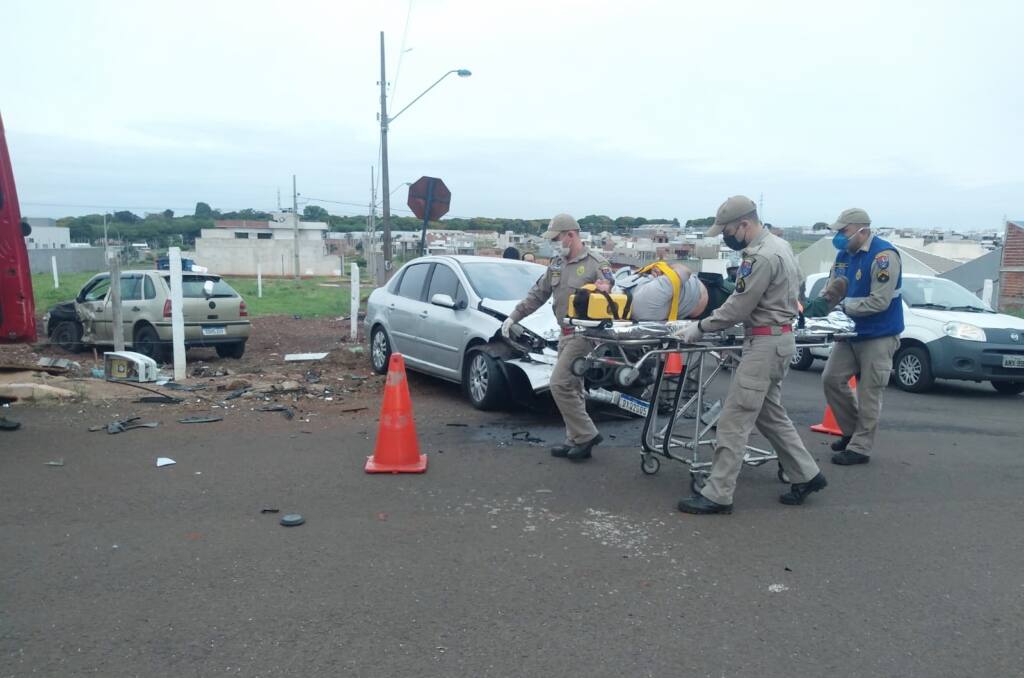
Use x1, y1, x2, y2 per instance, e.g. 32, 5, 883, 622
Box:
571, 320, 851, 493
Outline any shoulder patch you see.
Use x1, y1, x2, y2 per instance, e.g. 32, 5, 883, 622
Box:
735, 277, 746, 293
576, 264, 586, 276
550, 258, 564, 271
875, 254, 890, 270
877, 270, 890, 284
738, 260, 753, 278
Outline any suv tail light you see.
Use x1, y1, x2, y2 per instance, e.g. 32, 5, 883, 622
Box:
239, 300, 248, 317
162, 299, 172, 318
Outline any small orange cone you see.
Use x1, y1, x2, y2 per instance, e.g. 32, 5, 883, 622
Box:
665, 352, 684, 375
365, 353, 427, 473
810, 376, 857, 436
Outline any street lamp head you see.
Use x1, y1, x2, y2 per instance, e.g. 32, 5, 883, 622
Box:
456, 69, 472, 77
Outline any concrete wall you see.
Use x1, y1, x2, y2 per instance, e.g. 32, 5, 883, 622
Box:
27, 247, 106, 274
195, 238, 343, 276
25, 225, 72, 249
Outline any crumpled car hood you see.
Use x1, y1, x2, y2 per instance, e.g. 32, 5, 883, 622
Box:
479, 298, 561, 343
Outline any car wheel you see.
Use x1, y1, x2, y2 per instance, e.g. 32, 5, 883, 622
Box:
215, 341, 246, 359
991, 381, 1024, 395
894, 346, 934, 393
50, 321, 84, 353
790, 346, 814, 371
463, 350, 507, 411
133, 325, 168, 363
370, 326, 392, 375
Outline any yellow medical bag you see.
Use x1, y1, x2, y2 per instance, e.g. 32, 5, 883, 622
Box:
568, 284, 632, 321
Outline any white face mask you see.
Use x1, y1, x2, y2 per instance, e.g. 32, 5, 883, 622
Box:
558, 242, 571, 257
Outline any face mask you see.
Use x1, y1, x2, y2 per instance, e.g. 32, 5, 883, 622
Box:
832, 227, 865, 252
722, 225, 746, 251
557, 240, 571, 257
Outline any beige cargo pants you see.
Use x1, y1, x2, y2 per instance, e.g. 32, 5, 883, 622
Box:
701, 334, 821, 506
821, 335, 900, 456
550, 335, 600, 446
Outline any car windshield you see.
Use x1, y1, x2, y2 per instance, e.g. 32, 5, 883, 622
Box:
461, 261, 547, 300
901, 277, 993, 312
162, 274, 239, 298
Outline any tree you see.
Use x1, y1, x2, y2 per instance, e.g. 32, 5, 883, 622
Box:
303, 205, 329, 220
113, 210, 141, 224
162, 209, 174, 219
812, 222, 829, 231
685, 216, 715, 227
194, 202, 213, 219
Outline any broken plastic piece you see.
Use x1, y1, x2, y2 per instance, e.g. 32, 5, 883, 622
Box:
46, 459, 64, 467
260, 507, 280, 514
285, 353, 329, 362
177, 416, 224, 424
156, 457, 176, 467
280, 514, 305, 526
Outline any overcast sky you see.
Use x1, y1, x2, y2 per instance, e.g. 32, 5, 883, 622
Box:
3, 0, 1021, 229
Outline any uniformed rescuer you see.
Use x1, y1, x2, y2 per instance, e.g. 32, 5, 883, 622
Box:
674, 196, 827, 514
502, 214, 615, 461
803, 208, 904, 466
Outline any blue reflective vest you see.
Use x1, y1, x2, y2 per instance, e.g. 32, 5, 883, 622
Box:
833, 236, 904, 341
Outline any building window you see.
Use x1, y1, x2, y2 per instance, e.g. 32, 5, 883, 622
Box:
257, 233, 272, 240
235, 232, 250, 239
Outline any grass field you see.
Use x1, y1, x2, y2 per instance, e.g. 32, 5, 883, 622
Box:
30, 272, 370, 319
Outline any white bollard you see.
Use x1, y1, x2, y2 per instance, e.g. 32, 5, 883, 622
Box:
51, 256, 59, 289
350, 263, 360, 341
982, 279, 993, 307
169, 247, 186, 380
257, 262, 263, 299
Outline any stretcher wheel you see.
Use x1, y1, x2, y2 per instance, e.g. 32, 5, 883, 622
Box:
777, 464, 790, 484
690, 472, 706, 495
570, 357, 588, 377
615, 366, 640, 388
641, 455, 660, 475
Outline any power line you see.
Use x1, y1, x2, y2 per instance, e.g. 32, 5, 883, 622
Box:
389, 0, 415, 110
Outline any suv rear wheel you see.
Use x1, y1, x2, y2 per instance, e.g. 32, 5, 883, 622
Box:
133, 325, 168, 363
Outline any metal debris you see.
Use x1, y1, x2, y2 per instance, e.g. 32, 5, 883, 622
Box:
285, 353, 329, 362
177, 415, 224, 424
256, 404, 295, 420
106, 417, 160, 434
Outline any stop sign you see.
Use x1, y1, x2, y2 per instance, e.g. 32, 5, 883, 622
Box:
406, 176, 451, 221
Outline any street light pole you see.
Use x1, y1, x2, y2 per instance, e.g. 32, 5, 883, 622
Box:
379, 31, 393, 278
292, 174, 300, 279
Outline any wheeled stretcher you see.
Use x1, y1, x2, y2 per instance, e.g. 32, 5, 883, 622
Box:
569, 312, 856, 492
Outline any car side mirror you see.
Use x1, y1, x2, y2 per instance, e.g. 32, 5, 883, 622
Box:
430, 293, 456, 309
20, 219, 32, 237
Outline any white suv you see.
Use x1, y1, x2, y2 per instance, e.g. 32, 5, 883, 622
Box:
793, 272, 1024, 394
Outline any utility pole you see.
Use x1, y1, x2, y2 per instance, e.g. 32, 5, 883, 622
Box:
379, 31, 393, 279
103, 213, 108, 257
277, 188, 282, 211
292, 174, 300, 279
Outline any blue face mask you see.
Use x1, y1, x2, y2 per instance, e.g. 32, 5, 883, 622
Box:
832, 227, 865, 251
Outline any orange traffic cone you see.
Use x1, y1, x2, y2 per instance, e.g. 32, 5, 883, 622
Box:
365, 353, 427, 473
810, 376, 858, 436
665, 352, 684, 375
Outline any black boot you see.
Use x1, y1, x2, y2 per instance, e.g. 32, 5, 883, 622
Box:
780, 472, 828, 505
550, 444, 571, 458
830, 435, 852, 452
677, 495, 733, 515
566, 434, 603, 461
832, 450, 870, 466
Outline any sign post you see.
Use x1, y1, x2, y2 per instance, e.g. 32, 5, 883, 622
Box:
407, 176, 451, 257
350, 263, 360, 341
168, 247, 186, 380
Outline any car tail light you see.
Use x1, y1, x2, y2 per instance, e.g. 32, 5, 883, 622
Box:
162, 299, 172, 318
239, 300, 248, 317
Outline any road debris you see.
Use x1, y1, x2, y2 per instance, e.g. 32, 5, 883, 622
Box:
0, 417, 20, 431
280, 514, 305, 527
45, 458, 64, 467
340, 406, 367, 413
285, 353, 329, 362
260, 507, 280, 514
136, 395, 183, 404
177, 415, 224, 424
106, 417, 160, 434
156, 457, 176, 467
512, 430, 544, 444
256, 404, 295, 420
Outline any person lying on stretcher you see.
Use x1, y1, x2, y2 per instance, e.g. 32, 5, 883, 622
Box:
586, 261, 735, 322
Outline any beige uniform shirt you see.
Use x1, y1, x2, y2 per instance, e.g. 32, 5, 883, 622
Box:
827, 235, 902, 317
510, 247, 614, 325
701, 229, 801, 332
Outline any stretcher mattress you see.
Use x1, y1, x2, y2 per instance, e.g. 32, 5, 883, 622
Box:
571, 310, 856, 343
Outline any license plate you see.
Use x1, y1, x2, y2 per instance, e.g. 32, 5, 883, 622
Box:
618, 394, 650, 417
1002, 355, 1024, 369
202, 326, 227, 336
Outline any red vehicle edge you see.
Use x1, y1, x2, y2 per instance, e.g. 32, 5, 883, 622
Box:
0, 111, 36, 343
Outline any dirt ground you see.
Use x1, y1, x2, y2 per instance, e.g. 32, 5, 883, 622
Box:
0, 316, 385, 419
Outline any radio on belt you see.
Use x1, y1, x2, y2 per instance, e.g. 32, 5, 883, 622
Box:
103, 351, 159, 382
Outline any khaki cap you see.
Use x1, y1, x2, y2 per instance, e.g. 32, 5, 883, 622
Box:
541, 213, 580, 240
829, 208, 871, 231
706, 195, 758, 237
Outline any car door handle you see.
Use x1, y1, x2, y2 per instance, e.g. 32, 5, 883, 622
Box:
131, 306, 141, 312
419, 311, 429, 318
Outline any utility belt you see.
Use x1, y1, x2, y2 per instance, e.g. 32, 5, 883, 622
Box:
748, 325, 792, 336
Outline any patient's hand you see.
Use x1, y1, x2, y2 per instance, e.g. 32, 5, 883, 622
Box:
594, 278, 612, 292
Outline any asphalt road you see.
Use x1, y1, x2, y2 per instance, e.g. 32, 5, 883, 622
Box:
2, 366, 1023, 677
